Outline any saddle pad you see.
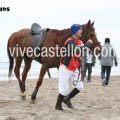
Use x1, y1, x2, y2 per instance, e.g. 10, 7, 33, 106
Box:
31, 28, 48, 49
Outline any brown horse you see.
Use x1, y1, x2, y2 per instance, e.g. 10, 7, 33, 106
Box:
7, 20, 101, 102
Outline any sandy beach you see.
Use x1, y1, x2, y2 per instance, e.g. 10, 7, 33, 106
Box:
0, 76, 120, 120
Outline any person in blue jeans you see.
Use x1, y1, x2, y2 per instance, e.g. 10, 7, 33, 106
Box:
83, 46, 96, 82
81, 40, 96, 82
99, 38, 118, 86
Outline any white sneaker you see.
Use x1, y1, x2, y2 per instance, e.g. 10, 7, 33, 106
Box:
102, 79, 106, 86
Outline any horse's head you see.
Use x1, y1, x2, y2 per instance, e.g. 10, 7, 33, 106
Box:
81, 20, 101, 55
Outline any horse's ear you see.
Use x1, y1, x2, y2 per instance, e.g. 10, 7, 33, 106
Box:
91, 20, 95, 26
87, 20, 91, 28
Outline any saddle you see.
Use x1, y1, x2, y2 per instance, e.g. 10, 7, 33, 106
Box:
31, 23, 42, 35
31, 23, 50, 52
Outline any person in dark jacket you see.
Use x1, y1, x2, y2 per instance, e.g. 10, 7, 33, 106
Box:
99, 38, 118, 86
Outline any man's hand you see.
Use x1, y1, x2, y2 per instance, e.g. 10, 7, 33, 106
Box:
79, 57, 84, 62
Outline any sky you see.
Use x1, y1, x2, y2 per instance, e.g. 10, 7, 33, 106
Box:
0, 0, 120, 59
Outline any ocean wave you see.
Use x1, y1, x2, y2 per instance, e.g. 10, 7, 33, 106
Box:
0, 58, 120, 81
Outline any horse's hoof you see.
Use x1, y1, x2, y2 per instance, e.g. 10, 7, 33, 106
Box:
21, 93, 26, 101
31, 100, 35, 104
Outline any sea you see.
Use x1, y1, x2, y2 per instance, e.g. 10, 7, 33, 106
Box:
0, 41, 120, 81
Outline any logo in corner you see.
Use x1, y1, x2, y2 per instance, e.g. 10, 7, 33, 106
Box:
0, 7, 10, 12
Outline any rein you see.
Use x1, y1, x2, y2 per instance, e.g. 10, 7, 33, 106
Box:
73, 25, 101, 85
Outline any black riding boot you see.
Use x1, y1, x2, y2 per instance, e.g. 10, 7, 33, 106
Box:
55, 93, 64, 111
63, 88, 80, 109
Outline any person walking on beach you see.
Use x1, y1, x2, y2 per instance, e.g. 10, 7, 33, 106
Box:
99, 38, 118, 86
55, 24, 93, 110
81, 40, 96, 82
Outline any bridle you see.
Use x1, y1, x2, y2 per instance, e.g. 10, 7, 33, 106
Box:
82, 24, 101, 50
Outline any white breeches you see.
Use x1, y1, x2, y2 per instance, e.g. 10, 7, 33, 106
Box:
58, 64, 84, 96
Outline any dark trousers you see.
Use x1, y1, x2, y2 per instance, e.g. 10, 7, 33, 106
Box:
101, 66, 111, 85
82, 63, 92, 80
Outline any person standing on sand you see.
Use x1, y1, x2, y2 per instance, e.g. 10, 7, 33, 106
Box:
55, 24, 93, 111
81, 39, 96, 83
99, 38, 118, 86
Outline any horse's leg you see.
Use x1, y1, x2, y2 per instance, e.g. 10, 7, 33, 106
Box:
47, 69, 51, 78
14, 57, 24, 94
31, 64, 48, 103
21, 57, 32, 100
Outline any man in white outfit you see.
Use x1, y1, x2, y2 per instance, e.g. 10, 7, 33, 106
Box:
55, 24, 93, 110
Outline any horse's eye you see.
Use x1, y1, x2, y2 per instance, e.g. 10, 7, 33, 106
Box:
90, 34, 94, 37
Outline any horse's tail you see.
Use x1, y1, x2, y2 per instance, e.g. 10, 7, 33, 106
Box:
7, 42, 14, 79
7, 32, 16, 79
